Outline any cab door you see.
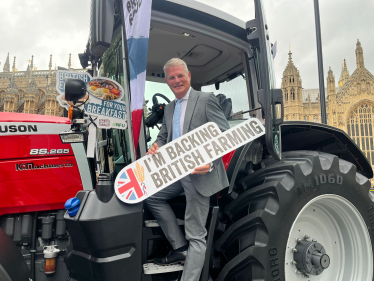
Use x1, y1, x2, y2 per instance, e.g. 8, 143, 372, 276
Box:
246, 0, 284, 160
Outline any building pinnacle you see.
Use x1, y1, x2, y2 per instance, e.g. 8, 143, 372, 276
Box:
12, 56, 16, 72
29, 55, 34, 78
355, 39, 365, 69
49, 55, 52, 70
68, 53, 71, 69
3, 53, 10, 72
338, 58, 350, 87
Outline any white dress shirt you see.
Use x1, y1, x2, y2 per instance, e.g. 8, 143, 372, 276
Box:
177, 87, 191, 134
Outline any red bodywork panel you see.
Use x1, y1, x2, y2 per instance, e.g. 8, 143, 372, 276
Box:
222, 151, 235, 171
0, 112, 236, 217
0, 113, 83, 216
0, 112, 72, 124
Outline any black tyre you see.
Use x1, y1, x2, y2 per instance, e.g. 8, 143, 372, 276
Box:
215, 151, 374, 281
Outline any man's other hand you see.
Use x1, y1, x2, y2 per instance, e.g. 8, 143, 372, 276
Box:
147, 143, 159, 155
191, 164, 210, 175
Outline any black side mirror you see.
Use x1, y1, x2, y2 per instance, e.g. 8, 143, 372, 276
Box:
65, 78, 87, 102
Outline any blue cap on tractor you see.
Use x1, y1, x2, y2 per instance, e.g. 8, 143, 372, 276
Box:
64, 197, 81, 217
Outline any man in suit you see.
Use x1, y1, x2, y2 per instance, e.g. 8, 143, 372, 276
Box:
146, 58, 230, 281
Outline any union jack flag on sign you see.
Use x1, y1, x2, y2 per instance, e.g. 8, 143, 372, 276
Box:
99, 119, 110, 127
117, 168, 146, 201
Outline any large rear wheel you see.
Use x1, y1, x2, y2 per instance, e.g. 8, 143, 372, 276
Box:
215, 151, 374, 281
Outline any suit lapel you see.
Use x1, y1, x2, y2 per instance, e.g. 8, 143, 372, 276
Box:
166, 100, 175, 142
183, 89, 198, 135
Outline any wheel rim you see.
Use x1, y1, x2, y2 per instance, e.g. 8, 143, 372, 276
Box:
285, 194, 373, 281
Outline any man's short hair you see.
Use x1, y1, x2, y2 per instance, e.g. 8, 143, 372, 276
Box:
163, 58, 189, 76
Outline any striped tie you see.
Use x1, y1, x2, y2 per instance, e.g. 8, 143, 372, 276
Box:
172, 99, 183, 140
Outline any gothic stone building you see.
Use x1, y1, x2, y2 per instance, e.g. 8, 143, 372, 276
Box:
0, 54, 81, 116
282, 40, 374, 173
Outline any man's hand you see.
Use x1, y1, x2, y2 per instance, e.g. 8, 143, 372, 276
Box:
191, 164, 210, 175
147, 143, 159, 155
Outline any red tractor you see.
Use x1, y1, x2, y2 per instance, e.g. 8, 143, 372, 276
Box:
0, 0, 373, 280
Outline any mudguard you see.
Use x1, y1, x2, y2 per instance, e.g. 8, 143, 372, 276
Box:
280, 121, 373, 178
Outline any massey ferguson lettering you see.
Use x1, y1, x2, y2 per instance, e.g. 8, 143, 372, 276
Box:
0, 125, 37, 133
16, 162, 73, 171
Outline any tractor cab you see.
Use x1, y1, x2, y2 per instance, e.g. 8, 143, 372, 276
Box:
60, 1, 283, 281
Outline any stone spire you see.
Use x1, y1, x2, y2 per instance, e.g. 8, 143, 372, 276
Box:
355, 39, 365, 69
49, 54, 52, 74
3, 63, 19, 112
282, 47, 302, 102
327, 67, 336, 94
29, 55, 34, 79
5, 57, 18, 96
47, 56, 57, 94
25, 76, 38, 95
68, 53, 72, 69
25, 55, 38, 96
285, 47, 297, 73
3, 53, 10, 72
338, 59, 350, 87
12, 56, 16, 72
46, 71, 57, 95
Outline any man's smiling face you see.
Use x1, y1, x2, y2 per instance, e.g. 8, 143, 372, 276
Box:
164, 65, 191, 99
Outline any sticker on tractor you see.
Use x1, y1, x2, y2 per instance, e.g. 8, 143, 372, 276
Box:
114, 118, 265, 204
56, 71, 127, 130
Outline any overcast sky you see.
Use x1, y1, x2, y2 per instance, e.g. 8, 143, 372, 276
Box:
0, 0, 90, 72
0, 0, 373, 89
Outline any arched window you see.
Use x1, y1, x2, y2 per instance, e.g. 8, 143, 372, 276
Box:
347, 103, 374, 165
285, 89, 288, 101
304, 115, 308, 121
293, 77, 295, 83
289, 78, 291, 83
291, 88, 295, 100
292, 115, 295, 121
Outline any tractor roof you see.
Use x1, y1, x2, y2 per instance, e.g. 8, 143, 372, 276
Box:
164, 0, 246, 29
148, 0, 252, 87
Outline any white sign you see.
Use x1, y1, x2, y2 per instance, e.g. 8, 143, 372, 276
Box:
56, 71, 127, 130
114, 118, 265, 204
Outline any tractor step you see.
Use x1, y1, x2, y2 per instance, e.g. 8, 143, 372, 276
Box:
144, 219, 185, 227
143, 262, 184, 274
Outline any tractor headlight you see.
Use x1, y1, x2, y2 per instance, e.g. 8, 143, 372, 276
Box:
60, 130, 88, 143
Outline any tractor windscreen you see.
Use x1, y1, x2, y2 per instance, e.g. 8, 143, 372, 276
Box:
98, 31, 133, 174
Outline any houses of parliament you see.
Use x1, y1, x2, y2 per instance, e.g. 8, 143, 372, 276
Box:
282, 40, 374, 167
0, 54, 81, 116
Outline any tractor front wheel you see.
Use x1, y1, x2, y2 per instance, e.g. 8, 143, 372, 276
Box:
215, 151, 374, 281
